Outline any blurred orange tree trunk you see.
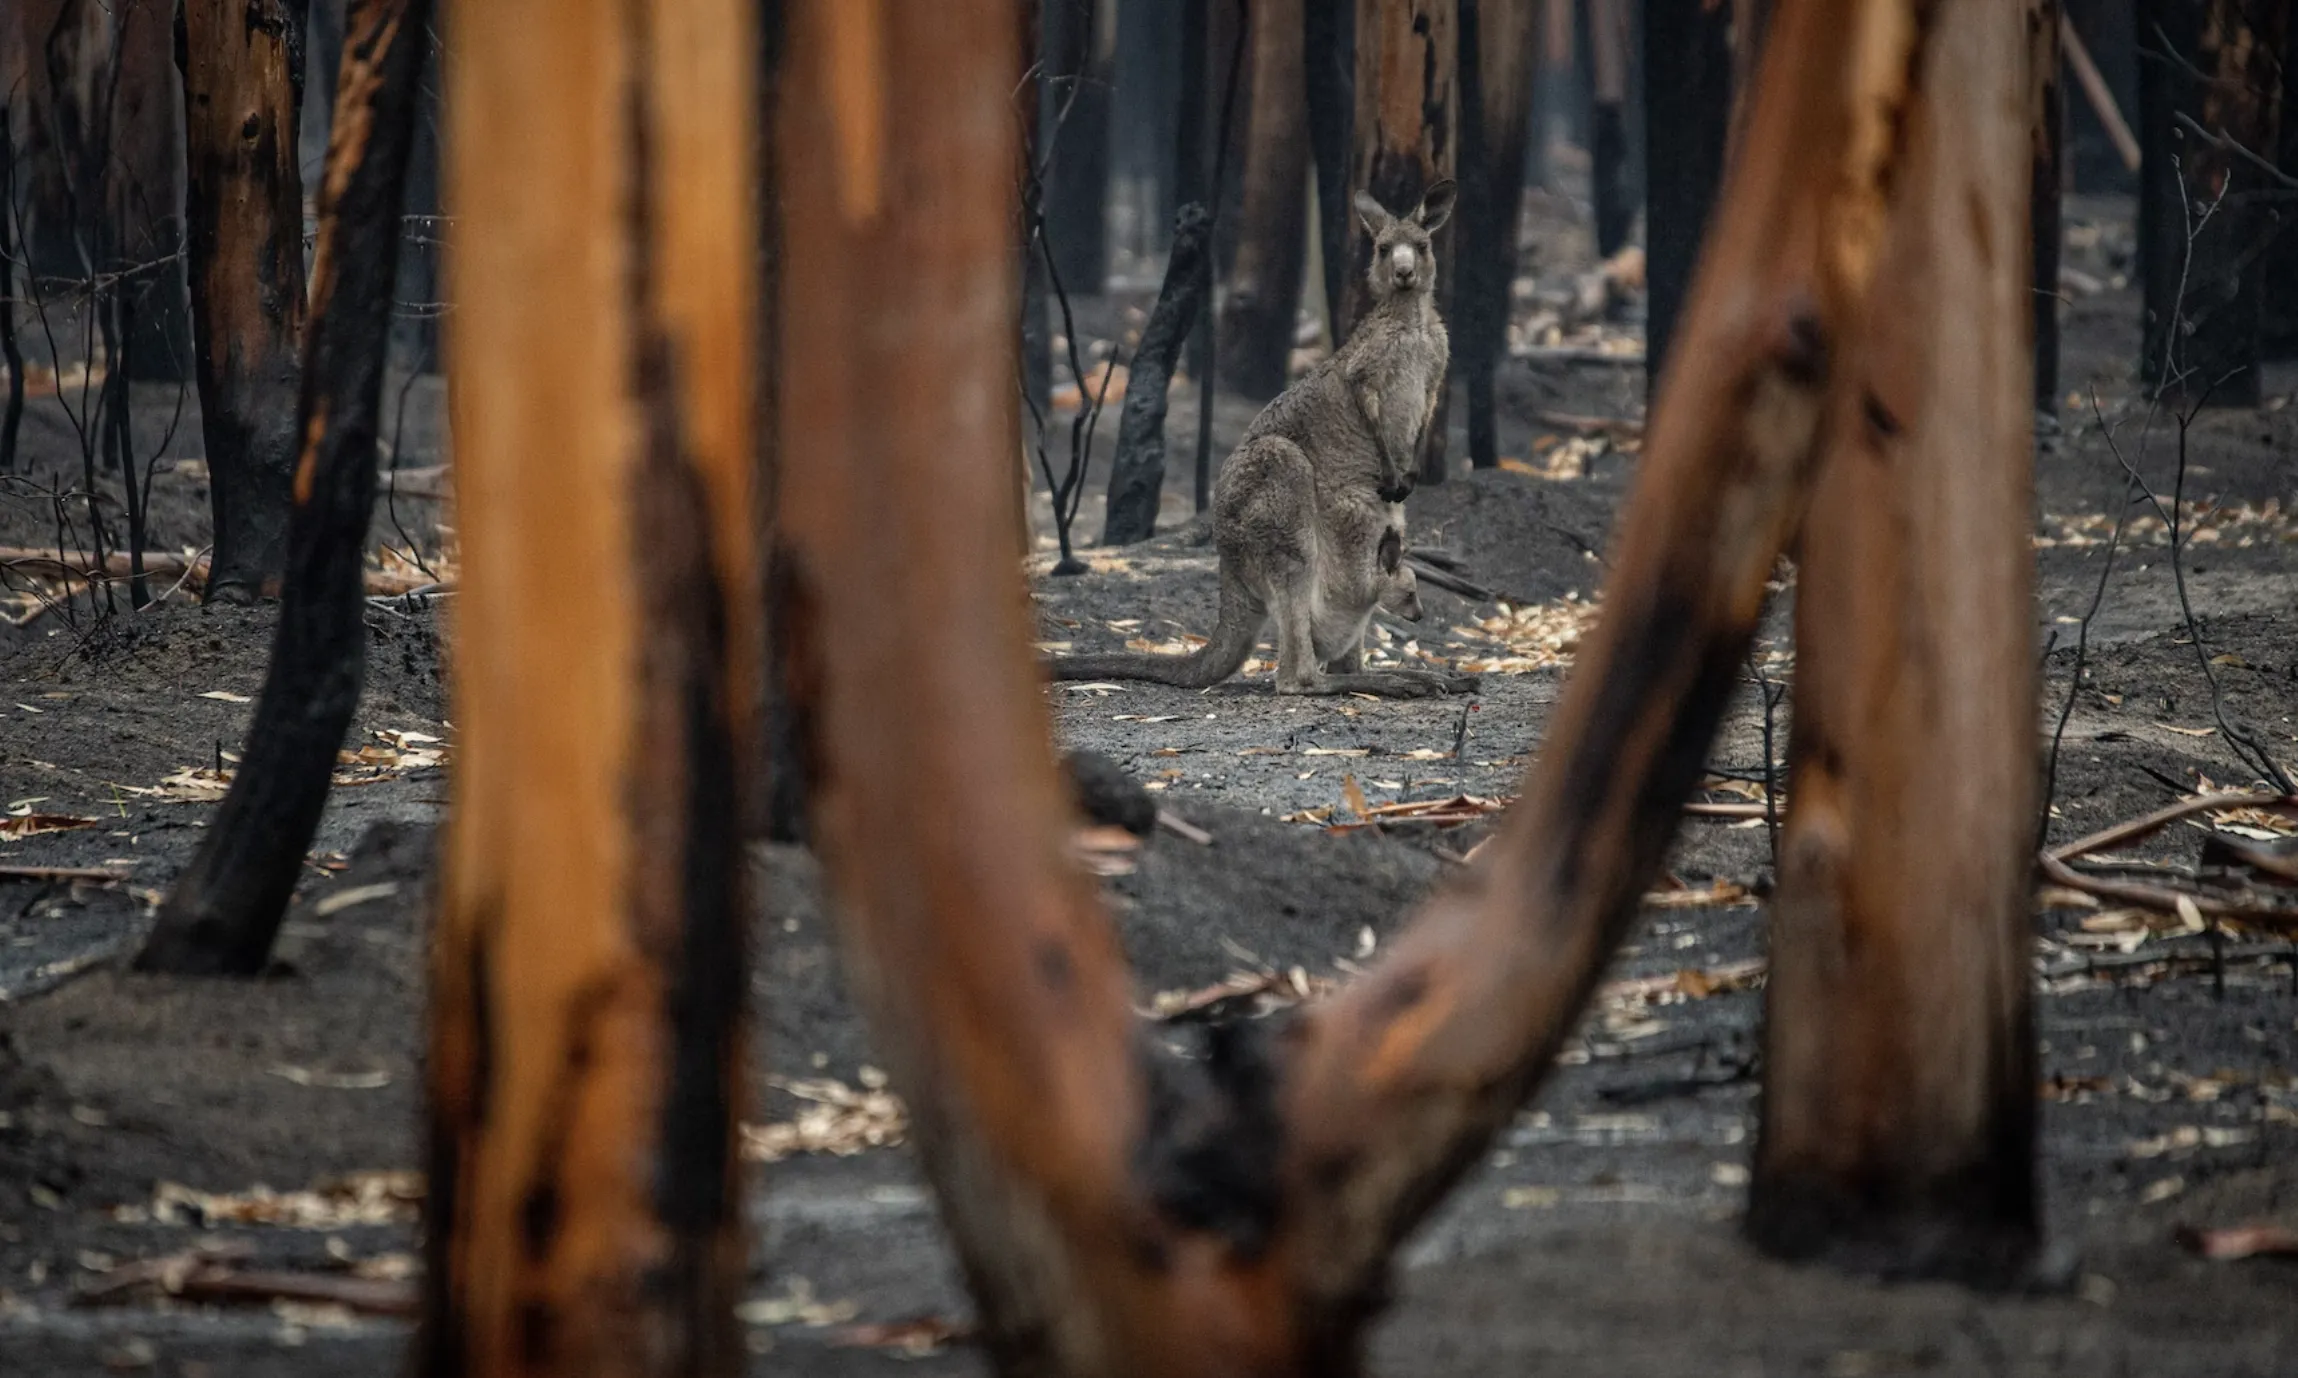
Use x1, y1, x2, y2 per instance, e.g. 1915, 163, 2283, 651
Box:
1749, 0, 2041, 1281
421, 0, 759, 1371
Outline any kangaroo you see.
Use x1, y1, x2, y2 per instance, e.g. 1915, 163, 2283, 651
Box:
1048, 182, 1472, 697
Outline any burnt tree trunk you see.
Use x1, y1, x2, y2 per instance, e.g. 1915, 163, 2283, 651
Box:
112, 0, 192, 381
1457, 0, 1540, 470
1304, 0, 1354, 334
1101, 203, 1212, 545
2032, 0, 2063, 414
2136, 0, 2285, 407
1044, 0, 1113, 292
1747, 0, 2042, 1284
0, 108, 21, 473
1217, 0, 1309, 401
1588, 0, 1632, 255
179, 0, 309, 600
1021, 0, 1053, 425
2261, 8, 2298, 360
421, 0, 758, 1370
755, 0, 808, 845
1642, 0, 1732, 386
1346, 0, 1456, 483
137, 0, 431, 976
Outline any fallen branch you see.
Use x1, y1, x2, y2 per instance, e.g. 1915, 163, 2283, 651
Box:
2037, 853, 2296, 929
1535, 410, 1644, 436
2045, 791, 2295, 863
0, 864, 130, 883
1155, 809, 1214, 845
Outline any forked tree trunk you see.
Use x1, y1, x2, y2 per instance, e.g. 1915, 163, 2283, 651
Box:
179, 0, 308, 600
1457, 0, 1540, 470
2136, 0, 2285, 407
1641, 0, 1733, 387
1345, 0, 1456, 483
421, 0, 758, 1371
135, 0, 432, 977
777, 1, 1989, 1372
1218, 0, 1309, 400
1746, 0, 2041, 1284
2032, 0, 2063, 414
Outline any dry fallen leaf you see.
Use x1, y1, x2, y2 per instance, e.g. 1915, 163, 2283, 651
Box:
1341, 775, 1371, 819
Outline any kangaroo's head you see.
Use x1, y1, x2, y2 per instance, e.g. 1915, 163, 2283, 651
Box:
1377, 527, 1422, 622
1356, 180, 1455, 301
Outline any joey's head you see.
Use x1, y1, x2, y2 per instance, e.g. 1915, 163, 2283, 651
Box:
1377, 528, 1423, 622
1356, 180, 1455, 300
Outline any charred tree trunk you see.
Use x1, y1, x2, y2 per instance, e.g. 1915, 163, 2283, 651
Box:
1101, 203, 1212, 545
1021, 0, 1053, 425
1747, 0, 2042, 1283
1457, 0, 1540, 470
1217, 0, 1308, 401
421, 0, 758, 1370
2032, 0, 2063, 414
1588, 0, 1632, 255
1304, 0, 1354, 335
388, 33, 442, 373
1044, 0, 1113, 292
2136, 0, 2284, 407
112, 0, 191, 382
1641, 0, 1732, 386
755, 1, 808, 845
137, 0, 431, 976
179, 0, 308, 600
0, 110, 24, 474
2262, 9, 2298, 361
1346, 0, 1456, 483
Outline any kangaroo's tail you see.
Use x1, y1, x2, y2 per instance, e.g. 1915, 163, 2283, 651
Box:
1044, 574, 1261, 689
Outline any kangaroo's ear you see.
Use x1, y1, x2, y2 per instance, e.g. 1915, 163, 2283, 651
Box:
1415, 179, 1457, 232
1354, 190, 1393, 237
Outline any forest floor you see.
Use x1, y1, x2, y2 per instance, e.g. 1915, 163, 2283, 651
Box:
0, 192, 2295, 1375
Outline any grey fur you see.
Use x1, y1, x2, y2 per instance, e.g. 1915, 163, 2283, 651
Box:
1048, 182, 1474, 698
